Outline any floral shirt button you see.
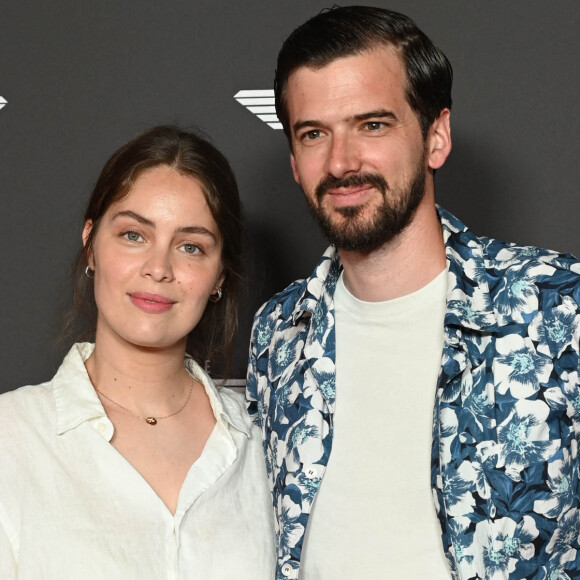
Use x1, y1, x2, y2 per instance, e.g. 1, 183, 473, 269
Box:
305, 466, 318, 478
281, 562, 293, 576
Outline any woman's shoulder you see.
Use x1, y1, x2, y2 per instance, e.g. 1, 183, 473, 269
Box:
0, 385, 58, 489
216, 384, 245, 406
217, 384, 250, 414
0, 380, 54, 414
0, 381, 56, 436
215, 386, 264, 445
0, 343, 93, 441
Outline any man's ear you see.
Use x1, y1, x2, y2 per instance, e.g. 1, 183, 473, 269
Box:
290, 153, 301, 185
427, 109, 452, 170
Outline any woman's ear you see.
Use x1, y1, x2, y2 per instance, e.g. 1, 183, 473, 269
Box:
215, 271, 226, 292
82, 220, 93, 247
82, 220, 94, 267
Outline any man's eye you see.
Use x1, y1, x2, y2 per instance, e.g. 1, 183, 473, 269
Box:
365, 122, 384, 131
303, 130, 322, 141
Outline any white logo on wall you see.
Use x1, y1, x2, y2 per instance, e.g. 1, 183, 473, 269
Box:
234, 90, 282, 130
0, 97, 7, 110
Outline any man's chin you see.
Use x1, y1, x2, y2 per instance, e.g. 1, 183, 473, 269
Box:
317, 202, 421, 253
334, 203, 366, 219
318, 218, 381, 252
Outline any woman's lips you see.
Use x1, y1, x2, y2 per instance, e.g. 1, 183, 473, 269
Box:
129, 292, 176, 313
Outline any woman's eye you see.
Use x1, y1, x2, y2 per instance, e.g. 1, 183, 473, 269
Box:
124, 231, 142, 242
182, 243, 201, 254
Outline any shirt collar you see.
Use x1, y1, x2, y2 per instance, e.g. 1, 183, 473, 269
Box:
53, 343, 250, 439
54, 342, 110, 436
291, 245, 342, 325
185, 357, 251, 438
438, 206, 498, 332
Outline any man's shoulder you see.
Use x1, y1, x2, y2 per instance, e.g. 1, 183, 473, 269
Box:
476, 236, 580, 320
442, 209, 580, 324
254, 245, 339, 323
254, 277, 309, 322
481, 236, 580, 283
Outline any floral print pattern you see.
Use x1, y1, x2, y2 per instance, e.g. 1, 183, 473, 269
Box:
247, 208, 580, 579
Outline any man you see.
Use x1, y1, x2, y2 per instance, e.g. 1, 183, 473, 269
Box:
247, 6, 580, 579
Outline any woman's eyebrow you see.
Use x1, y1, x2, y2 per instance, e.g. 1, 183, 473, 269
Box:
177, 225, 218, 242
112, 210, 153, 227
112, 210, 218, 242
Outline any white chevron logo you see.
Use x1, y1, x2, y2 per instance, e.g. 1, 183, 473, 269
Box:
234, 90, 282, 130
0, 97, 7, 110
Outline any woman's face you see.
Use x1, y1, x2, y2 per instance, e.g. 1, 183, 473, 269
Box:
84, 165, 224, 352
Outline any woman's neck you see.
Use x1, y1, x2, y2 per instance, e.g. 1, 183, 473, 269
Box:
85, 332, 192, 416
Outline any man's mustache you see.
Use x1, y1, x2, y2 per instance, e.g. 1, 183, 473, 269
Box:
315, 173, 388, 202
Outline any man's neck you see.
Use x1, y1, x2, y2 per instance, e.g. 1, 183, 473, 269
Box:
338, 199, 446, 302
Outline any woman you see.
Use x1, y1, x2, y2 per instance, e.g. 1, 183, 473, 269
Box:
0, 126, 275, 579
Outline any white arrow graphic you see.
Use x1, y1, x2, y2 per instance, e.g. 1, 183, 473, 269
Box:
234, 90, 282, 130
0, 97, 7, 110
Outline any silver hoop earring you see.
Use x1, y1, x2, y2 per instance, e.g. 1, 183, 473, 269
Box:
210, 287, 222, 303
85, 266, 94, 278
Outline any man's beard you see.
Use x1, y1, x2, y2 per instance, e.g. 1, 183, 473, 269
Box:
304, 156, 426, 254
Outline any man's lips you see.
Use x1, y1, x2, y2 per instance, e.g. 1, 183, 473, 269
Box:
129, 292, 176, 313
315, 172, 388, 206
324, 184, 376, 206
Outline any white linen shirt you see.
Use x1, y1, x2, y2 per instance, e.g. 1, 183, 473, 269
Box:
0, 343, 275, 580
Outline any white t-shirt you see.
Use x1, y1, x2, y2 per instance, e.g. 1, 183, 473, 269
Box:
300, 269, 450, 579
0, 343, 275, 580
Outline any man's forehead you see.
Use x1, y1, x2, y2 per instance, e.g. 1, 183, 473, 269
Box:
289, 44, 405, 81
286, 46, 410, 121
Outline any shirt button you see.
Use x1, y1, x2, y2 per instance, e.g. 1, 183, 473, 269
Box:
281, 563, 293, 577
305, 466, 318, 479
96, 422, 106, 434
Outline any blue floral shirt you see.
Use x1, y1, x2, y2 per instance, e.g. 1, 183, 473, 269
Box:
247, 207, 580, 580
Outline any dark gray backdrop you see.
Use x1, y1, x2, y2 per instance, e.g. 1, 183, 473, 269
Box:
1, 1, 579, 391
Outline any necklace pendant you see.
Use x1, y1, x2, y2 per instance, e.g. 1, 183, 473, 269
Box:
145, 417, 158, 425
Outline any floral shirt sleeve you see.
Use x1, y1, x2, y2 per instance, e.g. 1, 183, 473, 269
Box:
437, 210, 580, 579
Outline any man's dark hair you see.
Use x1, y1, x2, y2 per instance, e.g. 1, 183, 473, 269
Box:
274, 5, 453, 141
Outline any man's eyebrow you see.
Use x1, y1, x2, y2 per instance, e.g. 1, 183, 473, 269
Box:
353, 109, 398, 122
112, 210, 218, 242
292, 119, 323, 135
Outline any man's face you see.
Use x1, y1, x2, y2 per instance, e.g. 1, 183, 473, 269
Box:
287, 46, 431, 253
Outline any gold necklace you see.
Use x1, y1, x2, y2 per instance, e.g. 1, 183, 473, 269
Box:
95, 375, 194, 425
